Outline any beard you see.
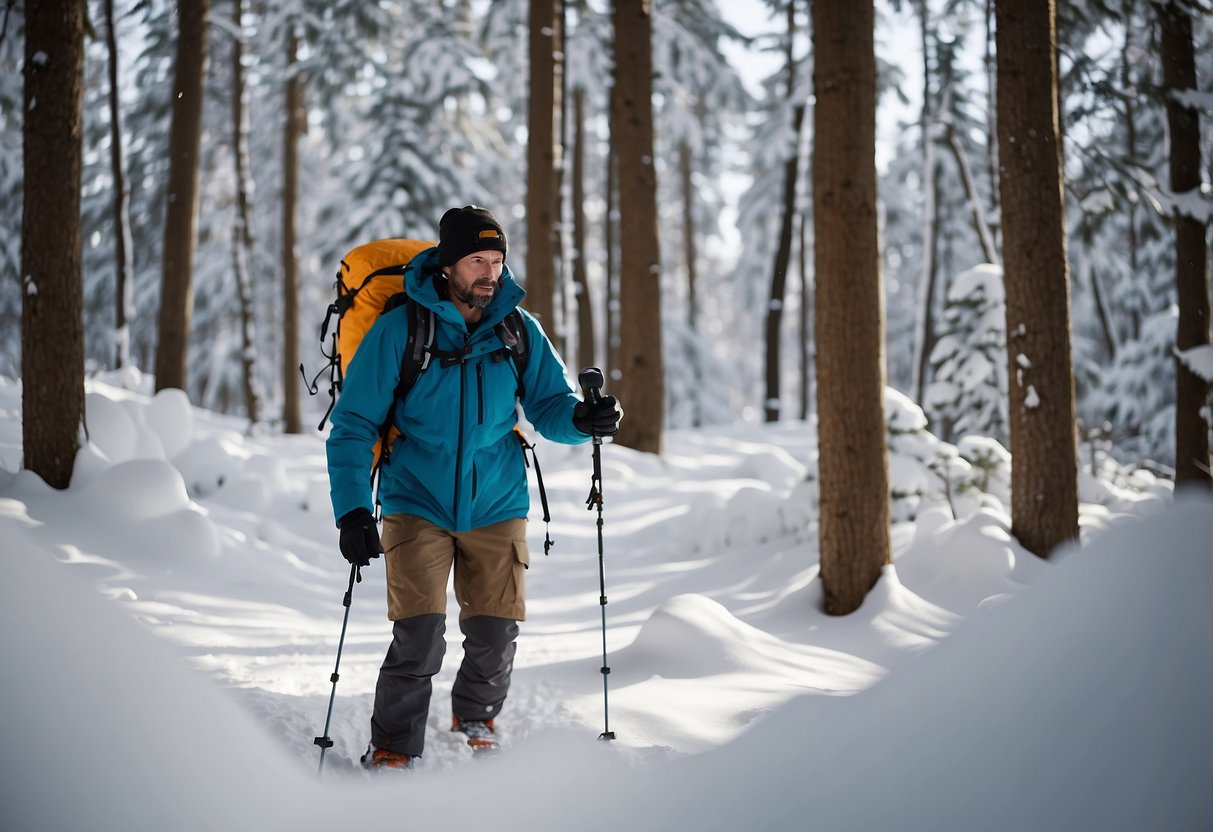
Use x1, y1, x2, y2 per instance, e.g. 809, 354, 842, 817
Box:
452, 278, 499, 310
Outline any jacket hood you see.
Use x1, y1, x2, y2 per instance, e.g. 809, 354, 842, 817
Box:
404, 246, 525, 332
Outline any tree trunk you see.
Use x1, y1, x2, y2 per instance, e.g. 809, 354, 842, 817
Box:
22, 0, 86, 489
764, 2, 804, 423
1157, 1, 1211, 487
944, 121, 999, 264
911, 0, 939, 407
155, 0, 210, 394
984, 0, 1000, 225
527, 0, 560, 328
798, 212, 812, 421
281, 27, 303, 434
605, 85, 619, 381
611, 0, 664, 454
104, 0, 133, 370
231, 0, 261, 425
995, 0, 1079, 557
812, 0, 891, 615
571, 86, 596, 373
680, 136, 702, 427
1123, 0, 1141, 340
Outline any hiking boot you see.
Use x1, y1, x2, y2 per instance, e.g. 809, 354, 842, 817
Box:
361, 744, 414, 770
451, 717, 499, 753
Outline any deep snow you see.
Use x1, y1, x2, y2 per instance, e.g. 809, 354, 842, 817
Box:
0, 370, 1209, 831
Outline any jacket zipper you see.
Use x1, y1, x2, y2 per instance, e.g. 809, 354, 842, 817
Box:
477, 362, 485, 425
453, 357, 467, 523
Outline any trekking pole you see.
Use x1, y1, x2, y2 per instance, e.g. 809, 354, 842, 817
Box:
314, 562, 361, 774
578, 367, 616, 741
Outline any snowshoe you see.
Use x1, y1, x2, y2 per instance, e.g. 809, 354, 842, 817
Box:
361, 744, 414, 771
451, 718, 500, 754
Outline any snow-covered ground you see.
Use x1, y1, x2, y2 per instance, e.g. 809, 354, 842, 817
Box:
1, 369, 1209, 831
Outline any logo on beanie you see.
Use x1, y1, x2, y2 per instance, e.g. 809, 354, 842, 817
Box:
479, 230, 501, 239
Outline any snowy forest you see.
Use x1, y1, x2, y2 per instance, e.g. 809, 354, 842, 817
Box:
5, 1, 1213, 535
4, 1, 1213, 825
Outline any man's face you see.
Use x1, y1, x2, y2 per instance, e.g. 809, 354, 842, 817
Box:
444, 250, 504, 310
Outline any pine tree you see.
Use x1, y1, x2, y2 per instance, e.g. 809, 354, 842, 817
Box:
813, 0, 891, 615
995, 0, 1079, 557
155, 0, 210, 394
22, 0, 86, 488
612, 0, 664, 454
925, 264, 1009, 445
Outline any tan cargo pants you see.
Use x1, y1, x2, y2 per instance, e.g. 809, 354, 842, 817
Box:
380, 514, 530, 621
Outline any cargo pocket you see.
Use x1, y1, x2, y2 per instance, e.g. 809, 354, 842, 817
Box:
500, 539, 530, 617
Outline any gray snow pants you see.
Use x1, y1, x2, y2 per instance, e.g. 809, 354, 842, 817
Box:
370, 613, 519, 758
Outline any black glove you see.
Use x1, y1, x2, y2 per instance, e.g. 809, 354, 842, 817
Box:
573, 395, 623, 437
338, 507, 382, 567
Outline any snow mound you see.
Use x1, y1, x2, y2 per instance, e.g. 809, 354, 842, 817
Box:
145, 387, 194, 458
85, 391, 139, 464
896, 507, 1044, 612
627, 593, 873, 683
732, 445, 807, 489
77, 459, 221, 561
663, 497, 1213, 832
174, 433, 251, 497
81, 458, 193, 520
2, 532, 309, 832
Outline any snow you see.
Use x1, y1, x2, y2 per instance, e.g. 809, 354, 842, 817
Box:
1177, 343, 1213, 382
1, 372, 1210, 831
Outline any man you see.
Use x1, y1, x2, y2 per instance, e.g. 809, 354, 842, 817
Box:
327, 205, 623, 770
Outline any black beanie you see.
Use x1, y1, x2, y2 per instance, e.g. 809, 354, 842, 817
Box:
437, 205, 508, 267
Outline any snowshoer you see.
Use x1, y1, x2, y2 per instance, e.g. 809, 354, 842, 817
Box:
326, 205, 623, 769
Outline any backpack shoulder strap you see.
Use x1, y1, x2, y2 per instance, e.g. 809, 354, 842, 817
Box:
497, 309, 530, 400
396, 295, 435, 402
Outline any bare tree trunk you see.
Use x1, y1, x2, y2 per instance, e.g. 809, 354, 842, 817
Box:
104, 0, 133, 370
995, 0, 1079, 557
984, 0, 999, 224
611, 0, 664, 454
155, 0, 210, 394
1157, 1, 1211, 487
680, 133, 702, 427
944, 121, 999, 264
764, 2, 805, 422
22, 0, 86, 489
527, 0, 560, 328
813, 0, 891, 615
281, 27, 302, 434
571, 86, 596, 373
680, 139, 698, 335
798, 212, 812, 421
911, 0, 939, 407
231, 0, 261, 425
1123, 0, 1141, 340
605, 87, 619, 381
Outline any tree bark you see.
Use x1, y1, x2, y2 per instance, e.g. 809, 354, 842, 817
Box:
281, 27, 302, 434
571, 86, 596, 372
231, 0, 261, 425
155, 0, 210, 394
798, 212, 812, 421
911, 0, 939, 407
104, 0, 133, 370
527, 0, 560, 329
812, 0, 891, 615
1157, 1, 1211, 487
611, 0, 664, 454
944, 121, 999, 264
764, 2, 804, 423
22, 0, 86, 489
605, 84, 619, 381
995, 0, 1079, 556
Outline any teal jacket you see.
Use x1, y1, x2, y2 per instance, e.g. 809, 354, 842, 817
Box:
326, 247, 589, 531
